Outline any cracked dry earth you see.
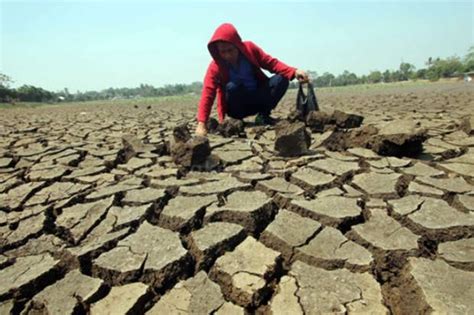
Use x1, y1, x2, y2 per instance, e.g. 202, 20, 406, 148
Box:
1, 82, 474, 314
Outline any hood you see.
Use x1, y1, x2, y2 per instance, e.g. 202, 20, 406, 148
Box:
208, 23, 246, 64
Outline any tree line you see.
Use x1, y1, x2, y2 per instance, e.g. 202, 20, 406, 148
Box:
290, 46, 474, 88
1, 46, 473, 103
0, 78, 204, 103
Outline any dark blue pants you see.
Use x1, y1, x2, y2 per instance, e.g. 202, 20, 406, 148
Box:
225, 74, 289, 119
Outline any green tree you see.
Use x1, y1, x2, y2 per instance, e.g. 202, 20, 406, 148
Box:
367, 71, 382, 83
334, 70, 359, 86
314, 72, 335, 87
429, 56, 463, 78
17, 85, 54, 102
399, 62, 415, 80
0, 73, 16, 102
382, 70, 391, 83
426, 69, 440, 81
413, 68, 427, 80
463, 46, 474, 72
390, 70, 404, 82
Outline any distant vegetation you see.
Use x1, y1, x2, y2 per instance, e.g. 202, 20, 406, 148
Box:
1, 46, 473, 104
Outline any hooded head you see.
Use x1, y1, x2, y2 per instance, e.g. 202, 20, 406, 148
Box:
208, 23, 245, 65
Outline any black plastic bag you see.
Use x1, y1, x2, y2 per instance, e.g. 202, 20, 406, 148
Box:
296, 82, 319, 116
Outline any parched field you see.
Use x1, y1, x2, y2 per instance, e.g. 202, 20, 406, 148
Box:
1, 81, 473, 314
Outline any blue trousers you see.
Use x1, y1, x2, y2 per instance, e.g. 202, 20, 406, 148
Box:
225, 74, 289, 119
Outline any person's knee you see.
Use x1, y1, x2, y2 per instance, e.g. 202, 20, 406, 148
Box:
271, 74, 289, 90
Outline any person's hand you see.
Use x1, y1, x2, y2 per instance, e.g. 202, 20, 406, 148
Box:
295, 69, 310, 83
195, 121, 208, 137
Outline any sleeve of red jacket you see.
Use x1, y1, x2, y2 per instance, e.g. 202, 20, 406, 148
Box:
248, 41, 297, 80
196, 61, 219, 123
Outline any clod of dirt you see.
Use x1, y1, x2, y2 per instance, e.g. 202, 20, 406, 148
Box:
332, 110, 364, 128
217, 118, 245, 138
289, 109, 363, 133
347, 125, 380, 147
321, 129, 350, 151
368, 120, 427, 157
274, 121, 311, 157
322, 121, 426, 158
121, 134, 156, 161
173, 123, 192, 142
305, 111, 333, 133
369, 132, 426, 157
170, 124, 211, 167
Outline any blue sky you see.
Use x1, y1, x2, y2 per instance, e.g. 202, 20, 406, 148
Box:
1, 0, 473, 91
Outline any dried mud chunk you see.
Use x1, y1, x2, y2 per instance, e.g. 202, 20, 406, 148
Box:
26, 182, 90, 207
188, 222, 246, 271
0, 181, 46, 210
270, 261, 388, 314
438, 238, 474, 271
217, 118, 245, 137
121, 134, 156, 161
147, 271, 225, 314
204, 190, 274, 234
209, 236, 281, 308
90, 282, 149, 315
290, 167, 336, 191
56, 196, 114, 244
305, 111, 332, 132
0, 254, 60, 299
352, 172, 401, 197
295, 227, 373, 271
370, 120, 427, 157
170, 124, 211, 167
179, 176, 250, 196
350, 209, 420, 251
106, 204, 151, 230
290, 196, 362, 227
25, 269, 104, 315
256, 177, 304, 196
1, 212, 45, 250
408, 197, 474, 230
260, 209, 321, 261
117, 157, 153, 173
408, 257, 474, 314
93, 222, 189, 287
308, 158, 359, 176
415, 176, 473, 194
274, 121, 311, 157
268, 276, 304, 315
332, 109, 364, 128
159, 195, 216, 232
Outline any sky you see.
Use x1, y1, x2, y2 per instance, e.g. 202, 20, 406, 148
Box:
1, 0, 473, 92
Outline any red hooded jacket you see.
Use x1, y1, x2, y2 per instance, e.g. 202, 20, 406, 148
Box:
197, 23, 297, 123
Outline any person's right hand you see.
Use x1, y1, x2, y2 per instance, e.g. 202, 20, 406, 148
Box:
195, 121, 208, 137
295, 69, 310, 83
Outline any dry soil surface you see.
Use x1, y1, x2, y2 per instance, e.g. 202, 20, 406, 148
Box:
1, 82, 474, 314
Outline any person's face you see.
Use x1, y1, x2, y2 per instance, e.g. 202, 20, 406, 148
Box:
216, 42, 239, 64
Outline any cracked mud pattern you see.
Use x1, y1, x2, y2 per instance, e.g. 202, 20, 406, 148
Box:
1, 82, 474, 314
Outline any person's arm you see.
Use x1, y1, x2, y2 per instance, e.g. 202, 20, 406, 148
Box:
249, 41, 309, 82
196, 62, 219, 136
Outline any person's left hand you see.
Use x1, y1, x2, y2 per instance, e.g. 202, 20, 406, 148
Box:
295, 69, 310, 83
